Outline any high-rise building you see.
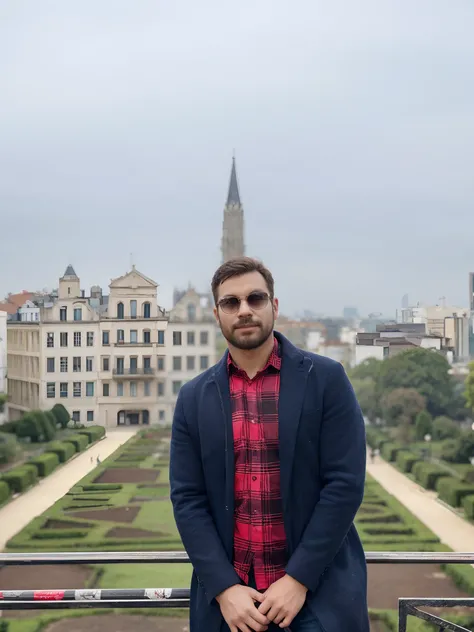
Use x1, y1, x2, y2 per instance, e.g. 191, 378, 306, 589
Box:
221, 156, 245, 263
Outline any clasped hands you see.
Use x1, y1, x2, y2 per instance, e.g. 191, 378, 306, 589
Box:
216, 574, 307, 632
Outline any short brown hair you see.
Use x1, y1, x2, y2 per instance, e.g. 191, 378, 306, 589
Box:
211, 257, 275, 304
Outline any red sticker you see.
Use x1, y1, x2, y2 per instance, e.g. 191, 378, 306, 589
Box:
34, 591, 65, 601
0, 591, 3, 600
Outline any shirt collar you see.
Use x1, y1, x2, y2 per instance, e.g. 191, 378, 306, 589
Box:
227, 336, 281, 374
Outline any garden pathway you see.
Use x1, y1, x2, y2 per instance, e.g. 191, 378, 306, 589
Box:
0, 427, 138, 550
367, 455, 474, 550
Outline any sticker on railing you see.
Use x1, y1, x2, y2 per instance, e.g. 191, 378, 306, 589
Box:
75, 590, 101, 600
1, 591, 24, 599
34, 591, 65, 601
145, 588, 172, 600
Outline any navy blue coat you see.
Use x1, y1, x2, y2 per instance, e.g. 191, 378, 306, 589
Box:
170, 332, 369, 632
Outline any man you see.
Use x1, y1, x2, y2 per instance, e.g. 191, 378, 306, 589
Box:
170, 257, 369, 632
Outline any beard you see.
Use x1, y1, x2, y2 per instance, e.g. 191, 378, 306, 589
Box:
219, 315, 274, 350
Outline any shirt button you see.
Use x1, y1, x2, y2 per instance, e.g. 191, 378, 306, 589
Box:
252, 476, 257, 481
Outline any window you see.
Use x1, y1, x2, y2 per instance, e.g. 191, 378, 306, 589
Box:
60, 382, 68, 398
74, 332, 82, 347
200, 355, 209, 370
102, 331, 110, 345
157, 330, 165, 345
173, 331, 182, 346
117, 329, 124, 344
173, 356, 182, 371
130, 382, 137, 397
47, 357, 55, 373
73, 357, 81, 372
60, 357, 68, 372
47, 333, 54, 348
86, 357, 93, 372
130, 330, 138, 343
144, 381, 150, 396
72, 411, 80, 423
116, 358, 124, 374
60, 307, 67, 321
159, 410, 165, 422
130, 357, 138, 374
143, 302, 151, 319
187, 356, 195, 371
46, 382, 55, 398
103, 383, 110, 396
87, 332, 94, 347
117, 302, 124, 319
200, 331, 209, 345
157, 356, 165, 371
117, 382, 124, 396
143, 330, 151, 344
60, 332, 68, 347
172, 380, 182, 395
130, 300, 137, 319
73, 382, 82, 397
143, 357, 151, 373
102, 357, 110, 371
86, 382, 94, 397
158, 381, 165, 396
73, 308, 82, 321
187, 331, 195, 345
187, 303, 196, 322
87, 410, 94, 422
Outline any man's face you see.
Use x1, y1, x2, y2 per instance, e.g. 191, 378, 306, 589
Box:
213, 271, 278, 350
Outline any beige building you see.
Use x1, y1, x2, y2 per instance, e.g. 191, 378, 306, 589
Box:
6, 266, 217, 427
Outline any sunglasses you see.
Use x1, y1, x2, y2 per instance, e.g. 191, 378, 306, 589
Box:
217, 291, 270, 314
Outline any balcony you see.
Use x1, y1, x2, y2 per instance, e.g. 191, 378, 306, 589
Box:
1, 551, 474, 631
112, 368, 155, 379
113, 341, 153, 347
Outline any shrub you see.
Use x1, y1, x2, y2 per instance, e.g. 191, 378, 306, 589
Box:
0, 432, 19, 465
82, 484, 122, 491
381, 442, 404, 462
78, 425, 106, 444
47, 440, 76, 463
436, 477, 474, 507
462, 494, 474, 519
15, 412, 42, 442
441, 431, 474, 464
32, 530, 89, 540
0, 480, 11, 504
412, 461, 450, 490
30, 452, 60, 477
2, 464, 37, 493
414, 410, 433, 440
65, 434, 89, 452
432, 416, 461, 441
0, 420, 18, 434
51, 403, 70, 429
396, 450, 420, 473
33, 410, 56, 441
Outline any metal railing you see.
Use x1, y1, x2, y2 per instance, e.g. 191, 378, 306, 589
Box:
1, 551, 474, 631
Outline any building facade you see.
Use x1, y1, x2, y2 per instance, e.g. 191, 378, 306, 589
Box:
6, 266, 217, 427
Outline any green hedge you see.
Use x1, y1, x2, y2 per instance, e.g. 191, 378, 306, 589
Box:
82, 483, 123, 491
30, 452, 60, 477
47, 440, 76, 463
0, 480, 11, 504
462, 494, 474, 519
78, 425, 105, 444
2, 464, 38, 493
436, 477, 474, 508
65, 434, 89, 452
395, 450, 420, 473
32, 530, 89, 540
380, 442, 404, 462
412, 461, 450, 490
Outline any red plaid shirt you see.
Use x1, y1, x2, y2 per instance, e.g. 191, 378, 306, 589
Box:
228, 337, 288, 590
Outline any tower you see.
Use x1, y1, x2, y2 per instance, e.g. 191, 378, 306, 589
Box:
221, 156, 245, 263
58, 265, 81, 299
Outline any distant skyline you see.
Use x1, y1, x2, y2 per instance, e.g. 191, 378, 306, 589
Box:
1, 1, 474, 316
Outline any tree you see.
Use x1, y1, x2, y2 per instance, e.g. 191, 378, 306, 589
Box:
350, 378, 378, 421
349, 358, 382, 382
380, 387, 426, 427
441, 431, 474, 464
0, 432, 19, 465
0, 393, 7, 414
51, 403, 70, 429
415, 410, 433, 440
34, 411, 56, 442
15, 412, 42, 442
464, 361, 474, 415
376, 348, 455, 417
432, 416, 460, 441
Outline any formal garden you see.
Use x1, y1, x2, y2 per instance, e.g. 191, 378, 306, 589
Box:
3, 426, 474, 631
0, 404, 105, 508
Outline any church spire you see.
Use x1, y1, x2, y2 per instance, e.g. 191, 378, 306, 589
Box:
226, 155, 241, 205
221, 154, 245, 263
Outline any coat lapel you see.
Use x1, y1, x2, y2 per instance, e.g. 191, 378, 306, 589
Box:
276, 333, 312, 514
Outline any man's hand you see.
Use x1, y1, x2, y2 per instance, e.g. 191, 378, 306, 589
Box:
258, 574, 308, 628
216, 584, 270, 632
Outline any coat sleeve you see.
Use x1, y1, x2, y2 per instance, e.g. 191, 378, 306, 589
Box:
169, 390, 241, 603
285, 361, 366, 592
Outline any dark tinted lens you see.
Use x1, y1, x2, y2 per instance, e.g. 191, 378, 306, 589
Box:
247, 292, 268, 310
220, 297, 240, 313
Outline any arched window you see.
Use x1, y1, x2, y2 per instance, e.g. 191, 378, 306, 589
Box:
117, 302, 124, 319
143, 302, 151, 319
187, 303, 196, 322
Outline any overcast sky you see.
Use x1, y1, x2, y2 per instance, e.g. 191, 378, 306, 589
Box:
1, 0, 474, 318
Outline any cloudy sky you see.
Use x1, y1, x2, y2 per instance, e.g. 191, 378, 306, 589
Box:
1, 0, 474, 317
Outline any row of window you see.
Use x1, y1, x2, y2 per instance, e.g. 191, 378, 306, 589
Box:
46, 330, 210, 347
47, 380, 182, 398
46, 354, 208, 374
71, 410, 95, 423
115, 301, 151, 319
60, 307, 84, 322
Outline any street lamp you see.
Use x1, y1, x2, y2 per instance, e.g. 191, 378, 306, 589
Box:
470, 456, 474, 468
424, 434, 432, 460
